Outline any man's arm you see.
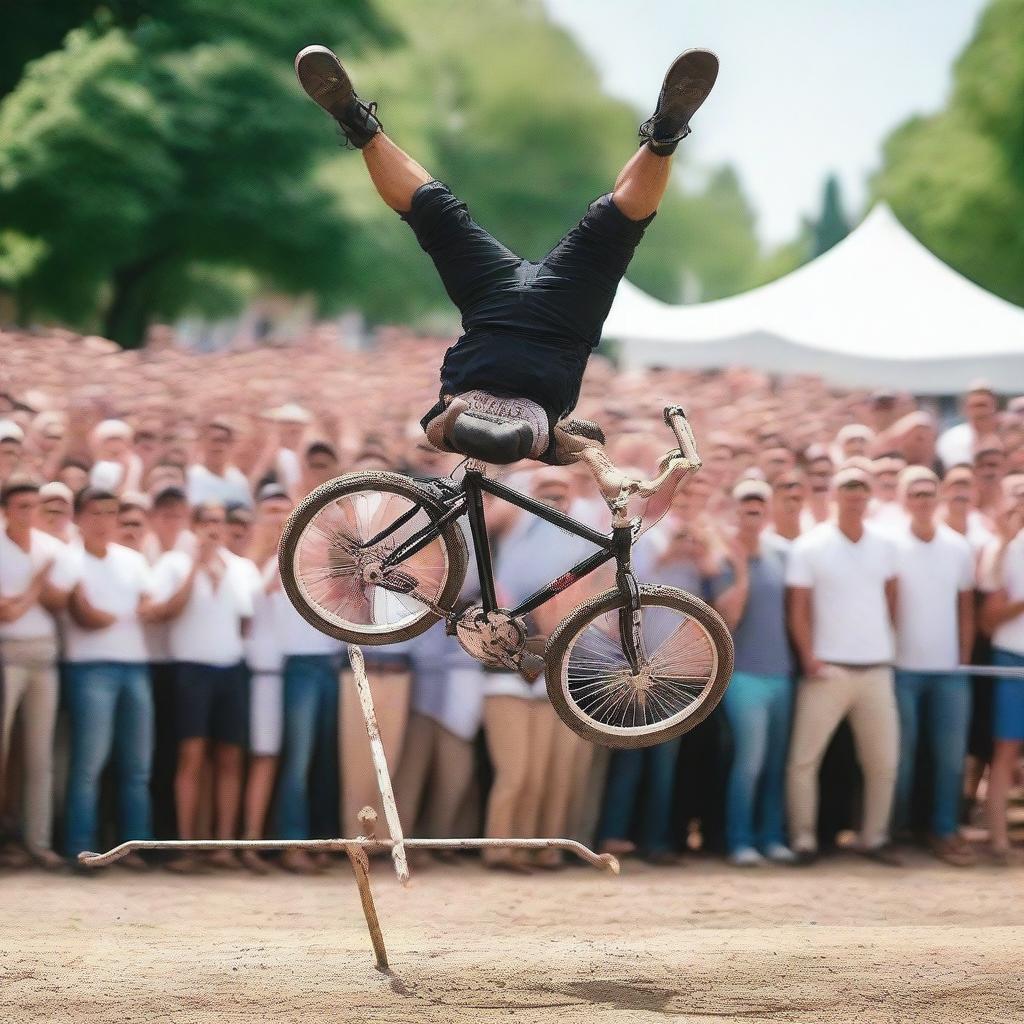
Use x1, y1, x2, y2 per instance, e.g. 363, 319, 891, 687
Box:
0, 561, 52, 623
787, 586, 823, 679
980, 590, 1024, 634
712, 542, 749, 632
141, 559, 200, 623
68, 585, 117, 630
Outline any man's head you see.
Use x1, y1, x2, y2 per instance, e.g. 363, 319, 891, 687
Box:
899, 466, 939, 526
731, 478, 770, 537
150, 486, 189, 545
36, 482, 74, 538
1, 473, 40, 531
833, 465, 872, 522
226, 505, 254, 556
836, 424, 874, 460
941, 465, 974, 509
117, 495, 150, 551
0, 420, 24, 479
192, 501, 227, 547
530, 467, 573, 513
75, 487, 120, 547
256, 484, 293, 536
303, 441, 340, 489
973, 437, 1006, 488
872, 455, 906, 502
91, 419, 133, 461
145, 460, 186, 493
201, 419, 235, 467
802, 443, 833, 496
962, 381, 998, 428
771, 469, 806, 518
758, 446, 795, 483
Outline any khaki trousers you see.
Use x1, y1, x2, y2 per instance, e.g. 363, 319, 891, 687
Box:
482, 696, 560, 862
394, 712, 475, 838
339, 669, 410, 836
1, 637, 60, 852
786, 665, 899, 852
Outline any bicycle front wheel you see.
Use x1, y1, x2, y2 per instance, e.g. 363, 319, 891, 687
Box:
545, 584, 734, 749
279, 471, 467, 645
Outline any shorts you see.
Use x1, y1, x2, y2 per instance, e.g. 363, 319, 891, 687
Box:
992, 648, 1024, 741
174, 661, 248, 746
403, 180, 656, 425
249, 670, 283, 756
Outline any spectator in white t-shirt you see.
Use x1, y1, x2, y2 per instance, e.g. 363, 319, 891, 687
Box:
35, 481, 76, 544
785, 465, 901, 865
890, 467, 976, 865
937, 382, 999, 472
88, 419, 143, 494
978, 495, 1024, 864
940, 465, 994, 555
765, 469, 806, 546
63, 488, 156, 864
237, 485, 293, 874
116, 493, 150, 552
186, 419, 252, 508
149, 502, 254, 871
0, 476, 75, 868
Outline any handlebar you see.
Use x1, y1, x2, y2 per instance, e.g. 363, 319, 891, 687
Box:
577, 406, 703, 518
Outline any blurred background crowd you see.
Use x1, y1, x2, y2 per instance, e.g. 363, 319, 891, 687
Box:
2, 325, 1023, 875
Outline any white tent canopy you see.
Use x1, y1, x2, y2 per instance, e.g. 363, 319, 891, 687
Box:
603, 203, 1024, 394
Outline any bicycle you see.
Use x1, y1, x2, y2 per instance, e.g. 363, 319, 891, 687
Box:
279, 406, 733, 748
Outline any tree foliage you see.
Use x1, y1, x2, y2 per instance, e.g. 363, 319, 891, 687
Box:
811, 174, 849, 257
0, 0, 762, 345
871, 0, 1024, 305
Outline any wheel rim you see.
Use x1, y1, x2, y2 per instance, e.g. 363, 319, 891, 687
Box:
560, 600, 718, 738
293, 488, 450, 635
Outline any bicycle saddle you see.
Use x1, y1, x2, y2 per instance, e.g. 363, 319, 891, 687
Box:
448, 409, 536, 464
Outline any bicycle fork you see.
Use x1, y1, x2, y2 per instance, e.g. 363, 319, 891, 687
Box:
612, 526, 647, 675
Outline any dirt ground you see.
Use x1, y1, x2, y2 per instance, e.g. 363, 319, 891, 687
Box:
2, 851, 1023, 1024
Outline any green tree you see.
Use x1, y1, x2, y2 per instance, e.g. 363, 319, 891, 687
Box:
871, 0, 1024, 305
811, 174, 849, 257
0, 1, 389, 346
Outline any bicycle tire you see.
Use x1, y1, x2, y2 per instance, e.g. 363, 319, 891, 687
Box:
545, 584, 734, 749
279, 471, 468, 645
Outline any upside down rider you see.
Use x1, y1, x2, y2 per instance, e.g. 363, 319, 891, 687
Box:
294, 43, 718, 483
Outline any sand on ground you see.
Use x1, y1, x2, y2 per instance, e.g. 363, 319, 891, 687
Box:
2, 851, 1023, 1024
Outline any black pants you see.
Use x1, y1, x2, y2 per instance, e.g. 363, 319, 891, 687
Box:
402, 180, 656, 424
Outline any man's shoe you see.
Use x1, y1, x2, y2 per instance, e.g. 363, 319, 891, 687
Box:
929, 834, 976, 868
294, 44, 383, 149
639, 48, 719, 155
728, 847, 766, 867
763, 843, 798, 865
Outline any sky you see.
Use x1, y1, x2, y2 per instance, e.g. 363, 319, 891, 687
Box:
542, 0, 988, 245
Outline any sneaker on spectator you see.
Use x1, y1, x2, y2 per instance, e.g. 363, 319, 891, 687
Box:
928, 835, 976, 867
762, 843, 797, 865
728, 847, 765, 867
792, 848, 819, 867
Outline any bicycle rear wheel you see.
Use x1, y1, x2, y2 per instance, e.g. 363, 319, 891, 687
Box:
279, 471, 468, 645
545, 584, 733, 749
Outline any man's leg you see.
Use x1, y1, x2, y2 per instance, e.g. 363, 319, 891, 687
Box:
612, 145, 674, 222
361, 133, 433, 214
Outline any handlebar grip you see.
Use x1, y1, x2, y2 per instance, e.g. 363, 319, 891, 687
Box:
663, 405, 686, 426
663, 405, 700, 464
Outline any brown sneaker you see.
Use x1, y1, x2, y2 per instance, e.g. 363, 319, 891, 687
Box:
929, 835, 976, 867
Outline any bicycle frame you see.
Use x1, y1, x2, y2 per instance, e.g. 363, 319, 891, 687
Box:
373, 466, 648, 670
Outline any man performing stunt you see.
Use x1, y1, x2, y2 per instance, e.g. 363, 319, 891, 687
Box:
294, 44, 718, 467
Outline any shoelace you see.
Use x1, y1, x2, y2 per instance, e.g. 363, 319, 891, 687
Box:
338, 99, 381, 150
638, 115, 692, 144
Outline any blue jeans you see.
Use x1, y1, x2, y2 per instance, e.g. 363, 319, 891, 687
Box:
277, 654, 340, 839
598, 738, 681, 854
723, 671, 791, 853
893, 670, 971, 838
64, 662, 153, 857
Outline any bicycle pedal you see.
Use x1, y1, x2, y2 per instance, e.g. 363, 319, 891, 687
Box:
518, 651, 545, 683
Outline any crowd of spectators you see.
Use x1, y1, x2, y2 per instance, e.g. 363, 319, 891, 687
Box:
1, 323, 1023, 875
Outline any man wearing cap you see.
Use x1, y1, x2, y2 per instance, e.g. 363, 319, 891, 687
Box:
89, 419, 143, 494
35, 482, 77, 544
250, 404, 313, 495
0, 420, 25, 485
785, 464, 901, 864
0, 475, 76, 868
711, 479, 796, 866
937, 382, 999, 472
889, 467, 976, 865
